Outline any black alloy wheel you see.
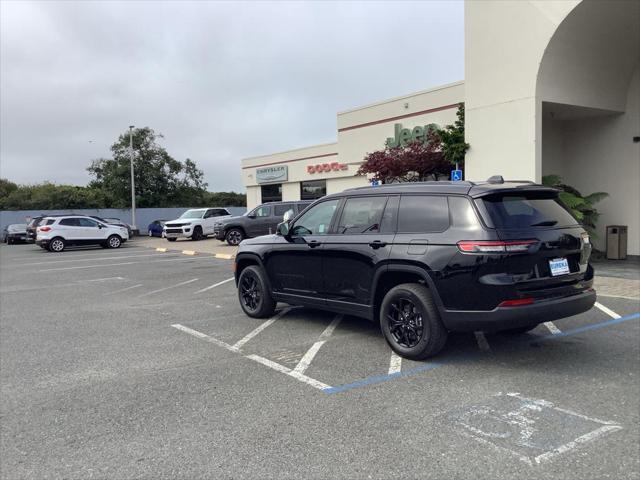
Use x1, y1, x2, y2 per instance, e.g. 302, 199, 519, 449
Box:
380, 283, 447, 360
387, 298, 424, 348
237, 265, 276, 318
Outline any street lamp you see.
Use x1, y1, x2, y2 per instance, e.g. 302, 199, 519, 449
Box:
129, 125, 137, 232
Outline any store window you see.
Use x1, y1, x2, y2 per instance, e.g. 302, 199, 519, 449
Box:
261, 183, 282, 203
300, 180, 326, 200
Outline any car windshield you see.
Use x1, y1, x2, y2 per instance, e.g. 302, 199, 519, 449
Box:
180, 210, 205, 219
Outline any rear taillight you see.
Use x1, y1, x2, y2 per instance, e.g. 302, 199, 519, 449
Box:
39, 226, 52, 232
498, 297, 535, 307
457, 240, 537, 253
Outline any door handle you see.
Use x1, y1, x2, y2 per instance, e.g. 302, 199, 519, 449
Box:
307, 240, 322, 249
368, 240, 387, 249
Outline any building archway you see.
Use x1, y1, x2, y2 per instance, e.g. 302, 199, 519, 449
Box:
537, 0, 640, 253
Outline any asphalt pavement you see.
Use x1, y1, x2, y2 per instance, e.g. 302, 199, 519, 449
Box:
1, 243, 638, 479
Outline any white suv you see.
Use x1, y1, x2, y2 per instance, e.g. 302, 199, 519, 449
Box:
164, 208, 232, 242
36, 216, 129, 252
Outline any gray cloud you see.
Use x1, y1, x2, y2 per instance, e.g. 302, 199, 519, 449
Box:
1, 0, 463, 192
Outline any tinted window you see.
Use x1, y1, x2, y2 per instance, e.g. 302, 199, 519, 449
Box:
59, 218, 80, 226
397, 195, 449, 233
274, 204, 292, 216
292, 199, 339, 236
261, 183, 282, 203
300, 180, 326, 200
251, 205, 271, 218
78, 218, 98, 227
477, 193, 579, 229
449, 196, 481, 230
380, 196, 399, 233
337, 196, 387, 234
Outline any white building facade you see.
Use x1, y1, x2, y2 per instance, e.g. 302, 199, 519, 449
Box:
242, 0, 639, 255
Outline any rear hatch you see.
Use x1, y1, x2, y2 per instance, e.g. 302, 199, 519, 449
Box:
474, 189, 592, 299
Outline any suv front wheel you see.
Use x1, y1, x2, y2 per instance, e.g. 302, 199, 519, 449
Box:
380, 283, 447, 360
237, 265, 276, 318
226, 228, 244, 246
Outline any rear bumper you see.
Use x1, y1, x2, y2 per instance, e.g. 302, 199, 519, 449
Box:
440, 289, 597, 332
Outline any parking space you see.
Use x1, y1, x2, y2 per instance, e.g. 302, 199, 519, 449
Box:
1, 243, 638, 479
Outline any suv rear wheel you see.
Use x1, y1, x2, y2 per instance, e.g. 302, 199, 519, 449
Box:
237, 265, 275, 318
48, 237, 66, 252
226, 228, 244, 246
380, 283, 447, 360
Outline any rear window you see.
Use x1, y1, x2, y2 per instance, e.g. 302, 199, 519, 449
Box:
477, 193, 579, 229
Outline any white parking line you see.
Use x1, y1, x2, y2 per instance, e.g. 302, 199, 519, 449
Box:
138, 278, 199, 297
103, 284, 143, 296
171, 321, 331, 391
232, 308, 292, 350
474, 331, 491, 351
38, 255, 215, 272
388, 351, 402, 374
22, 252, 180, 266
86, 277, 125, 282
594, 302, 621, 319
293, 314, 343, 375
543, 321, 562, 334
194, 277, 234, 294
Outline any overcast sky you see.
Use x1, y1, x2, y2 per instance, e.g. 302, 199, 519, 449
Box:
1, 0, 463, 192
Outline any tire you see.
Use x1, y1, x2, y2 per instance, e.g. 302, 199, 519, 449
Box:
107, 235, 122, 249
48, 237, 66, 252
237, 265, 276, 318
167, 238, 177, 242
501, 324, 540, 335
226, 228, 244, 246
380, 283, 448, 360
191, 226, 203, 241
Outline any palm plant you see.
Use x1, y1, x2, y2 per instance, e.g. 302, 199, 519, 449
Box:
542, 175, 608, 237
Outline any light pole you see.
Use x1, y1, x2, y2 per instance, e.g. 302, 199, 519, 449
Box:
129, 125, 137, 232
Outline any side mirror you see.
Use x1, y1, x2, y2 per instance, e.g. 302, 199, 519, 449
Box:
283, 209, 294, 222
247, 214, 256, 219
98, 224, 104, 229
276, 221, 290, 236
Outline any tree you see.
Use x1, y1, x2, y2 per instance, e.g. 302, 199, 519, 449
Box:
542, 175, 608, 237
358, 128, 451, 183
87, 127, 208, 208
0, 178, 19, 209
438, 103, 469, 169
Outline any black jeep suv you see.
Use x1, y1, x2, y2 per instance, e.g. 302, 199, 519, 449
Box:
233, 177, 596, 359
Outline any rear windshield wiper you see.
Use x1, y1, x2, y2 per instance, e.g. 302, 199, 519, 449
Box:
530, 220, 557, 227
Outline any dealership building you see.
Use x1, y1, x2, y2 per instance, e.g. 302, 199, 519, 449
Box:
241, 0, 640, 255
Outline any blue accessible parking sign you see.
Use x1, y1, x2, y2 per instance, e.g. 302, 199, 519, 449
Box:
451, 169, 463, 181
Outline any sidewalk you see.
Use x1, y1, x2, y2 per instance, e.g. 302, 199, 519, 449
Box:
132, 235, 238, 259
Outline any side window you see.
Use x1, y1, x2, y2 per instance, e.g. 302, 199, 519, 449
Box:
448, 196, 481, 230
252, 206, 271, 218
78, 218, 98, 227
59, 218, 79, 226
337, 196, 387, 234
45, 219, 55, 226
291, 199, 339, 236
274, 204, 292, 217
297, 202, 312, 213
397, 195, 449, 233
380, 196, 399, 233
204, 210, 214, 218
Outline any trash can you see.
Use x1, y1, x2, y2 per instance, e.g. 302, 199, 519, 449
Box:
606, 225, 627, 260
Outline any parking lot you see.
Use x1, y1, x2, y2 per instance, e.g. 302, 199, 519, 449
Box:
1, 242, 639, 479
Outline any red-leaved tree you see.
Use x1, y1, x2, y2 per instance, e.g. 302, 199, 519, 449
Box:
357, 129, 452, 184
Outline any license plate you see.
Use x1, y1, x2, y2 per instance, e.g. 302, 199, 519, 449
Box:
549, 257, 570, 276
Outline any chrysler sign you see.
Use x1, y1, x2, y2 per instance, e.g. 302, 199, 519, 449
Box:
256, 165, 288, 184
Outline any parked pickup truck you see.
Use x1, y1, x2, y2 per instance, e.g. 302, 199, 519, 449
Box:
213, 201, 311, 245
164, 208, 232, 241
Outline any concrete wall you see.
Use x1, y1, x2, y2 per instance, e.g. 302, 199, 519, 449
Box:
464, 0, 579, 182
0, 207, 247, 234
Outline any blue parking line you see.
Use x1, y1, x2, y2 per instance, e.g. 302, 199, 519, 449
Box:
323, 362, 443, 394
323, 311, 640, 395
